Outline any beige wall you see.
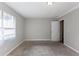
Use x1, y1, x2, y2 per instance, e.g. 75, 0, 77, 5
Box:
24, 18, 59, 41
60, 6, 79, 53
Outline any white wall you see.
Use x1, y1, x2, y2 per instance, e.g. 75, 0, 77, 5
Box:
51, 21, 60, 41
24, 18, 59, 41
60, 6, 79, 53
0, 3, 25, 55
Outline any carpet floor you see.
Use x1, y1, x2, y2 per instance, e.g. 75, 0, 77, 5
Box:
8, 41, 79, 56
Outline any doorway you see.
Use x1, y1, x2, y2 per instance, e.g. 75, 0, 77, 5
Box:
60, 20, 64, 43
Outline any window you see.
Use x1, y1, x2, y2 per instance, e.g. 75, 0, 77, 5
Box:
0, 10, 16, 40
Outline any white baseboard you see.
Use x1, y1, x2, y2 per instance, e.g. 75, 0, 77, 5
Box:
64, 43, 79, 54
4, 40, 24, 56
24, 39, 51, 41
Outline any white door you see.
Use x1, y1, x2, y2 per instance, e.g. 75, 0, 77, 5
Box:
51, 21, 60, 41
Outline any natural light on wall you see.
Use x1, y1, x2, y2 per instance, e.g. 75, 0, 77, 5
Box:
0, 9, 16, 41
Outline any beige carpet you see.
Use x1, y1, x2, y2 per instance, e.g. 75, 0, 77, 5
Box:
8, 41, 79, 56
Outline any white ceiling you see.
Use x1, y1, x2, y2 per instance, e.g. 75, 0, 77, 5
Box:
5, 2, 79, 19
